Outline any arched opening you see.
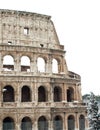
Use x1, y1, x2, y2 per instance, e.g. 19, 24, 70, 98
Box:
52, 59, 58, 73
37, 57, 45, 72
21, 86, 31, 102
3, 117, 15, 130
3, 85, 14, 102
67, 87, 74, 102
79, 115, 85, 130
54, 86, 62, 102
38, 86, 47, 102
38, 116, 48, 130
3, 55, 14, 71
68, 115, 75, 130
21, 56, 30, 72
53, 115, 63, 130
21, 117, 32, 130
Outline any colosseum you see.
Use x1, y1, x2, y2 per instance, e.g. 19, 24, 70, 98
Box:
0, 9, 88, 130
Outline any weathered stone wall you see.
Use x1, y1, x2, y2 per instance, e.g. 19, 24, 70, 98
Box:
0, 9, 88, 130
0, 9, 60, 47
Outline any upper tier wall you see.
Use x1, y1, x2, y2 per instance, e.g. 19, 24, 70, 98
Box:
0, 9, 60, 47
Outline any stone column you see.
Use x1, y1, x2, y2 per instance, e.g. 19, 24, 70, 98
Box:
75, 83, 82, 102
30, 59, 34, 72
14, 54, 21, 72
58, 62, 61, 73
78, 84, 82, 101
45, 61, 49, 73
66, 115, 68, 130
0, 85, 2, 107
63, 113, 67, 130
34, 120, 38, 130
50, 85, 54, 102
16, 82, 20, 107
16, 122, 20, 130
34, 82, 38, 103
0, 120, 2, 130
46, 58, 52, 74
62, 84, 67, 102
74, 84, 78, 101
0, 53, 2, 72
49, 116, 54, 130
14, 55, 17, 72
75, 113, 79, 130
66, 88, 68, 102
32, 83, 35, 103
58, 57, 65, 73
0, 57, 3, 72
48, 119, 51, 130
33, 55, 38, 74
32, 122, 35, 130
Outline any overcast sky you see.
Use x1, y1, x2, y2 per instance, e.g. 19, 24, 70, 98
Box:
0, 0, 100, 95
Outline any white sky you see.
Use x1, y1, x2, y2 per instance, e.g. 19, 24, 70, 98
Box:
0, 0, 100, 95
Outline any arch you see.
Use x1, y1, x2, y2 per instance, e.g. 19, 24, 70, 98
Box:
3, 55, 14, 71
52, 58, 58, 73
21, 56, 30, 72
3, 117, 15, 130
38, 86, 47, 102
67, 115, 75, 130
67, 87, 74, 102
37, 57, 45, 72
53, 115, 63, 130
79, 115, 85, 130
21, 86, 31, 102
21, 116, 32, 130
54, 86, 62, 102
38, 116, 48, 130
3, 85, 14, 102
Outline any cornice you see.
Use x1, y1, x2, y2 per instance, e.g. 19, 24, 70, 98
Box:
0, 9, 51, 20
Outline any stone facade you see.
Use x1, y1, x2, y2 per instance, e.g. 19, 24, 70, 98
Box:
0, 9, 88, 130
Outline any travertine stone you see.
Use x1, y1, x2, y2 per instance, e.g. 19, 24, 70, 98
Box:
0, 9, 88, 130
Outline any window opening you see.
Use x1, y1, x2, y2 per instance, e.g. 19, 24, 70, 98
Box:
24, 27, 29, 35
68, 115, 75, 130
67, 88, 74, 102
8, 41, 12, 45
53, 116, 63, 130
3, 117, 15, 130
21, 117, 32, 130
21, 56, 30, 72
3, 85, 14, 102
38, 86, 46, 102
79, 115, 85, 130
52, 59, 58, 73
21, 86, 31, 102
40, 44, 44, 47
54, 87, 62, 102
37, 57, 45, 72
38, 116, 48, 130
3, 55, 14, 71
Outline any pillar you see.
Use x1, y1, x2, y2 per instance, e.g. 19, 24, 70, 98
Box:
30, 59, 34, 72
34, 120, 38, 130
62, 84, 67, 102
16, 122, 20, 130
63, 112, 67, 130
46, 57, 52, 74
49, 115, 54, 130
50, 85, 54, 102
0, 52, 2, 72
75, 113, 79, 130
0, 57, 3, 72
33, 55, 38, 74
0, 120, 2, 130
